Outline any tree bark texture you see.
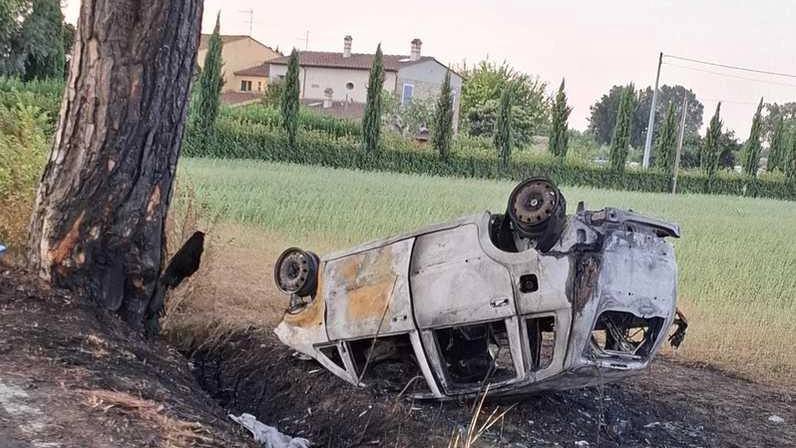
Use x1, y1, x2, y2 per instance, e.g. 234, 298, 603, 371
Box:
27, 0, 203, 332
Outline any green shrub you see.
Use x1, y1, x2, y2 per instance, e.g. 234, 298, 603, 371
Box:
0, 102, 50, 253
220, 104, 360, 138
0, 77, 63, 131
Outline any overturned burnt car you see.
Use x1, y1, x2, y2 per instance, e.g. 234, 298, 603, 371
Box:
273, 177, 687, 399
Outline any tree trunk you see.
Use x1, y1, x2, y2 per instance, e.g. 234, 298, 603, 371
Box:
27, 0, 203, 333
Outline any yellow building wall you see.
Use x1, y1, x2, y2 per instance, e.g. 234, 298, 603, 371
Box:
197, 37, 280, 92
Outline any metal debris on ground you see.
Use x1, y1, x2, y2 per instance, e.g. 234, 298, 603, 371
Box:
229, 413, 310, 448
272, 177, 689, 399
768, 415, 785, 424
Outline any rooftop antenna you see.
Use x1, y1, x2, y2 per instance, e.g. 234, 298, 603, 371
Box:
238, 9, 254, 36
297, 30, 309, 50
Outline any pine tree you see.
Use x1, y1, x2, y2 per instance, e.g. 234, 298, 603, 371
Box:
742, 98, 764, 176
189, 13, 223, 146
767, 114, 786, 171
362, 44, 385, 152
787, 131, 796, 181
548, 78, 572, 163
700, 103, 723, 179
431, 71, 454, 160
609, 84, 635, 173
494, 88, 512, 171
18, 0, 65, 80
281, 48, 300, 149
654, 103, 677, 173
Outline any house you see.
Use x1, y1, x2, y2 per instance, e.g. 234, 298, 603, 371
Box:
197, 34, 281, 100
268, 36, 463, 130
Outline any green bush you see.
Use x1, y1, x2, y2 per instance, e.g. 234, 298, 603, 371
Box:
185, 120, 796, 201
0, 77, 63, 131
221, 104, 360, 139
0, 102, 50, 252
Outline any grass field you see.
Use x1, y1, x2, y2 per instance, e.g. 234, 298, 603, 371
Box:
177, 158, 796, 386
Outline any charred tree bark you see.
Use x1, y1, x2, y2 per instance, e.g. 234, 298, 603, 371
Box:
27, 0, 203, 333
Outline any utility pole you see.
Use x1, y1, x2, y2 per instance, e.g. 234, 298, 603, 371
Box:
643, 52, 663, 169
297, 30, 309, 50
671, 95, 688, 195
238, 9, 254, 36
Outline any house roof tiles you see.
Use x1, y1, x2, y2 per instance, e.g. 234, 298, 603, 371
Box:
234, 63, 270, 77
267, 51, 435, 72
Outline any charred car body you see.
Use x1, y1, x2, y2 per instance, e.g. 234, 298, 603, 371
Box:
273, 178, 687, 399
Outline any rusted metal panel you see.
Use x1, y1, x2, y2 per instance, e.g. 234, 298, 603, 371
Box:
598, 231, 677, 318
274, 268, 330, 358
324, 238, 415, 340
516, 256, 571, 315
411, 224, 515, 329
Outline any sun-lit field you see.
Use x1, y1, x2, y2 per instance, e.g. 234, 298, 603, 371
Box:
178, 158, 796, 386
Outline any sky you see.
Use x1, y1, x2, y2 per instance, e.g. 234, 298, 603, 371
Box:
62, 1, 796, 138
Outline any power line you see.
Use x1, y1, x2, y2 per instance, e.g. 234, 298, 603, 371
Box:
662, 62, 796, 89
700, 97, 761, 106
664, 54, 796, 79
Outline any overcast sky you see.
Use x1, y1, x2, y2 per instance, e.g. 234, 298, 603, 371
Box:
62, 1, 796, 138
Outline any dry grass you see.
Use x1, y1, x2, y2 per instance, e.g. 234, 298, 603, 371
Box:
83, 389, 218, 448
159, 182, 303, 350
448, 385, 516, 448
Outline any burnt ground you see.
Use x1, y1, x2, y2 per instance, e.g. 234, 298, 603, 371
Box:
190, 334, 795, 448
1, 268, 794, 448
0, 269, 255, 448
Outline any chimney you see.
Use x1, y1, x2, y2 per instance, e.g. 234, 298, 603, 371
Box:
323, 88, 334, 108
343, 35, 352, 58
410, 38, 422, 61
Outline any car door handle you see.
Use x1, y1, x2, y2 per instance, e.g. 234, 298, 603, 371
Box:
490, 297, 510, 308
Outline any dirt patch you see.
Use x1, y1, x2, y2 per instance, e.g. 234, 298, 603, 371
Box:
0, 268, 256, 448
188, 331, 794, 448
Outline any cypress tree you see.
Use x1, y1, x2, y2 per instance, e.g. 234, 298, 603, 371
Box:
609, 84, 635, 173
700, 103, 722, 180
654, 102, 677, 173
548, 78, 572, 163
767, 114, 786, 171
494, 88, 512, 171
431, 70, 454, 160
742, 98, 764, 176
18, 0, 65, 80
787, 131, 796, 181
281, 48, 300, 149
362, 44, 385, 152
189, 13, 223, 146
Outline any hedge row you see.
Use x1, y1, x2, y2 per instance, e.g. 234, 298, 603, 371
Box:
183, 120, 796, 201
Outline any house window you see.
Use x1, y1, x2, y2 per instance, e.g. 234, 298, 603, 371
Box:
257, 81, 263, 92
401, 83, 414, 105
346, 82, 354, 90
240, 80, 252, 92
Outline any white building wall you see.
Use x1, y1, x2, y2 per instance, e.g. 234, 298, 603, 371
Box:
397, 60, 463, 131
269, 65, 397, 103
